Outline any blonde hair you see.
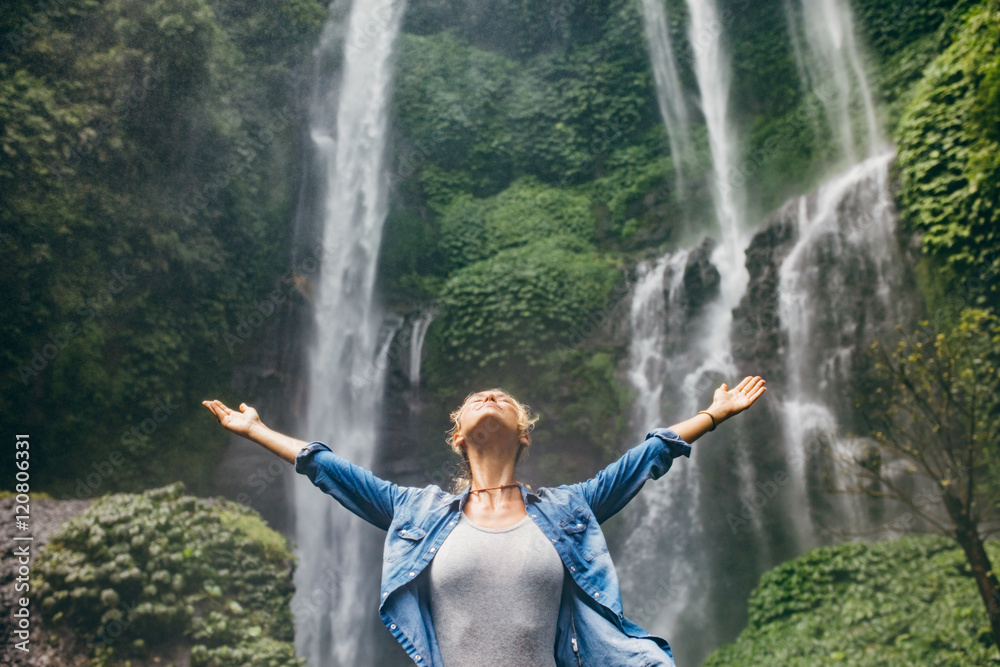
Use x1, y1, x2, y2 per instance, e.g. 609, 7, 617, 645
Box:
446, 388, 539, 492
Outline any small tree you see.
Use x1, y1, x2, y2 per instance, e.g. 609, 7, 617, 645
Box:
847, 309, 1000, 655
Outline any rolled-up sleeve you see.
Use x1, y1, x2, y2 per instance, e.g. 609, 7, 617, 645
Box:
294, 442, 398, 531
569, 428, 691, 524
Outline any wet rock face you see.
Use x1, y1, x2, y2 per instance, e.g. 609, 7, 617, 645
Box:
731, 204, 798, 384
682, 237, 721, 315
0, 497, 93, 667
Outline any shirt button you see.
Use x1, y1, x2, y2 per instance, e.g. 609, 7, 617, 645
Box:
531, 514, 537, 518
401, 529, 406, 534
409, 571, 416, 577
382, 592, 388, 598
430, 547, 436, 552
390, 624, 396, 630
594, 592, 600, 598
570, 566, 575, 571
415, 656, 421, 662
551, 538, 556, 543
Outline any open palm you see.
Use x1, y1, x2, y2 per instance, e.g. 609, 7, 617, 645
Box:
202, 399, 263, 438
712, 376, 766, 420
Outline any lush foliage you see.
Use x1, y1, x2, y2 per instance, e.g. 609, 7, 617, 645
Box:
35, 483, 301, 666
392, 3, 659, 201
437, 177, 595, 270
0, 0, 325, 495
895, 2, 1000, 315
703, 535, 1000, 666
434, 236, 620, 371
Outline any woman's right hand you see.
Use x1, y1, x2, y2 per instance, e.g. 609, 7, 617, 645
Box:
202, 399, 264, 439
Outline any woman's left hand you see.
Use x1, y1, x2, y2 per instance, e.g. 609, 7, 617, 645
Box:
711, 376, 766, 421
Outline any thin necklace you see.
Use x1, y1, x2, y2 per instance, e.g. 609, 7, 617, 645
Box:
469, 482, 520, 494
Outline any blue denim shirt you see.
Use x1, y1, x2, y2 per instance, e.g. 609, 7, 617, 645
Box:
294, 428, 691, 666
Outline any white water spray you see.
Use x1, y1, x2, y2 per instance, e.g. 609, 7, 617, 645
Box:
680, 0, 748, 405
776, 151, 905, 545
292, 1, 408, 665
639, 0, 694, 189
408, 310, 435, 388
783, 0, 881, 160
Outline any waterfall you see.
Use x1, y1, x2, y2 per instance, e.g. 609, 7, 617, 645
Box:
681, 0, 748, 403
783, 0, 881, 160
776, 151, 907, 546
620, 249, 707, 654
628, 0, 916, 661
628, 254, 678, 430
639, 0, 694, 189
291, 1, 408, 665
408, 310, 435, 388
621, 1, 751, 661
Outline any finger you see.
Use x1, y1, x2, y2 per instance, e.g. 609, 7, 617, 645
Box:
734, 376, 752, 392
746, 385, 766, 403
204, 401, 224, 421
719, 383, 729, 392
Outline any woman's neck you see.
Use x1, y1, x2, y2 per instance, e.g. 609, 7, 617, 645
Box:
466, 450, 517, 491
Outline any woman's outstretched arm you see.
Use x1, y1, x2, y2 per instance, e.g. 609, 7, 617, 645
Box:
202, 399, 307, 463
669, 375, 767, 443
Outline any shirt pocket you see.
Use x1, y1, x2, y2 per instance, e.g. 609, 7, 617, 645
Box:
560, 507, 608, 562
384, 517, 426, 563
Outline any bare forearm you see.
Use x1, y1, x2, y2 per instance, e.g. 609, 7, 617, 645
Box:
246, 423, 309, 464
668, 376, 767, 444
669, 405, 725, 444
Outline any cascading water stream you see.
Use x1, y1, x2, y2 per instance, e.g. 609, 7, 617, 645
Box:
639, 0, 694, 190
620, 1, 750, 660
408, 310, 435, 388
680, 0, 748, 403
627, 0, 910, 662
783, 0, 881, 161
291, 1, 408, 665
776, 151, 909, 547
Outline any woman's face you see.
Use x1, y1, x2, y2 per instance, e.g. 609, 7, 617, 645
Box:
455, 390, 526, 448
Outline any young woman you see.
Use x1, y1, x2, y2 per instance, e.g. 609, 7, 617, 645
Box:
203, 375, 766, 666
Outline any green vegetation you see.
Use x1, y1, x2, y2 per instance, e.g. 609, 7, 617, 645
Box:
850, 309, 1000, 649
703, 535, 1000, 666
434, 235, 620, 371
895, 2, 1000, 315
36, 483, 301, 666
0, 0, 325, 495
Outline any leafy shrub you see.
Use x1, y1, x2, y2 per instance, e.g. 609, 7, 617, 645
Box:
0, 0, 324, 496
431, 236, 620, 373
895, 3, 1000, 314
35, 483, 302, 666
438, 177, 595, 270
392, 2, 658, 201
703, 535, 1000, 666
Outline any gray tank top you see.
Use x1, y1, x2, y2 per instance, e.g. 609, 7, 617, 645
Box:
429, 513, 565, 666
